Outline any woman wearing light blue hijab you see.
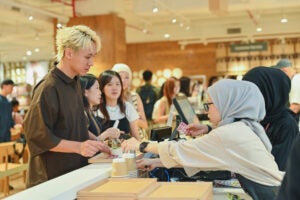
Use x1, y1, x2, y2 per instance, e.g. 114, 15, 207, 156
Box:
122, 79, 283, 200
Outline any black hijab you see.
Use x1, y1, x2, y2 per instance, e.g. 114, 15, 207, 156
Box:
243, 66, 299, 170
243, 66, 290, 124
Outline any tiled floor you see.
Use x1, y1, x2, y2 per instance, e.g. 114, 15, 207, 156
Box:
0, 173, 26, 199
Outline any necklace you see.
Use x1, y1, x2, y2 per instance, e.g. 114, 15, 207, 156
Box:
106, 105, 119, 112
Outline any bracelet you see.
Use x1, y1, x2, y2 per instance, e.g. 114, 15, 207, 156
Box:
206, 125, 212, 133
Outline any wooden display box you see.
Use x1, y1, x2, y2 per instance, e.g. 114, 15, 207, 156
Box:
139, 182, 213, 200
77, 178, 157, 200
88, 152, 144, 163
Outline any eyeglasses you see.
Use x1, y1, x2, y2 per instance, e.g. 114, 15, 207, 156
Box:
203, 102, 214, 112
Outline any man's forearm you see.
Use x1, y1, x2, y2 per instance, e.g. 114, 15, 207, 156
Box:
50, 139, 81, 154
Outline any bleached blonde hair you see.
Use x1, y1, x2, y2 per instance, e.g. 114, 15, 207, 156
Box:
56, 25, 101, 62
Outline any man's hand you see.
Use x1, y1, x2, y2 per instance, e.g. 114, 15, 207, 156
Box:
80, 140, 110, 157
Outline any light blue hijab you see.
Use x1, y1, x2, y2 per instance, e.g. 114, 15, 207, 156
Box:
207, 79, 272, 152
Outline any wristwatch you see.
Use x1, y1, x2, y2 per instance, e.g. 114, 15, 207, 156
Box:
139, 142, 149, 153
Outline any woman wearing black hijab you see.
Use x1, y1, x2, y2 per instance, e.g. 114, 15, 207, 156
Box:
243, 66, 299, 171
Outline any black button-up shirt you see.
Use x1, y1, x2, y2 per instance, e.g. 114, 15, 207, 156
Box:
24, 67, 89, 187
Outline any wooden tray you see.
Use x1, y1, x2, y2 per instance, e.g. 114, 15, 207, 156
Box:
88, 152, 144, 163
138, 182, 213, 200
77, 178, 157, 200
88, 153, 114, 163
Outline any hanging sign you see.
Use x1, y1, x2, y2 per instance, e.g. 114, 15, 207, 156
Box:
230, 42, 267, 52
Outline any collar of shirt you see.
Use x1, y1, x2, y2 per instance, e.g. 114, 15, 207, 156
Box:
52, 66, 78, 85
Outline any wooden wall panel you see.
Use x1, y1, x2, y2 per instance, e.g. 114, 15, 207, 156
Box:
67, 14, 126, 76
126, 41, 217, 85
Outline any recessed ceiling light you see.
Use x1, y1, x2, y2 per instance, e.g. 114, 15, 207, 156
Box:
28, 15, 33, 21
57, 23, 62, 28
26, 50, 32, 56
152, 7, 158, 13
171, 18, 177, 23
256, 27, 262, 32
281, 18, 288, 23
164, 33, 170, 39
34, 48, 40, 52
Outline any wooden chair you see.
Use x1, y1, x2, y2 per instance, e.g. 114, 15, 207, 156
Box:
0, 142, 28, 196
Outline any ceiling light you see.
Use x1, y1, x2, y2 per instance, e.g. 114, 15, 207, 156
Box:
256, 27, 262, 32
28, 15, 33, 21
34, 48, 40, 52
152, 7, 158, 13
171, 18, 177, 23
164, 33, 170, 39
185, 26, 190, 30
281, 17, 288, 23
179, 22, 184, 27
26, 50, 32, 56
57, 23, 63, 28
142, 28, 148, 34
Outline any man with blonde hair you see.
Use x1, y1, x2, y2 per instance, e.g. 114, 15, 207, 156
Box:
24, 25, 109, 187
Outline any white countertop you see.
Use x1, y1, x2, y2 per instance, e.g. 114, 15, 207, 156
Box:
5, 163, 112, 200
5, 163, 250, 200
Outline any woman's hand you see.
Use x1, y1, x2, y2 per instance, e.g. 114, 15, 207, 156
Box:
121, 137, 141, 152
100, 127, 120, 140
136, 158, 163, 171
186, 123, 208, 137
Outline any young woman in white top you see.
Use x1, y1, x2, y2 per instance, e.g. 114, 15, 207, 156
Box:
112, 63, 148, 140
122, 79, 283, 200
79, 74, 120, 141
96, 70, 141, 141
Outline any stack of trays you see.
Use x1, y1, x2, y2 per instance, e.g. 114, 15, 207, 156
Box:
77, 178, 212, 200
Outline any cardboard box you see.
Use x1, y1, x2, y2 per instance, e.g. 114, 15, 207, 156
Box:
139, 182, 213, 200
77, 178, 157, 200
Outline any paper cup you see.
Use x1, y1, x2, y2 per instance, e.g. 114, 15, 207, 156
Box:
111, 148, 123, 158
111, 158, 128, 177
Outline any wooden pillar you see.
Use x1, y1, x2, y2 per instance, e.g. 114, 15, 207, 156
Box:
66, 14, 127, 76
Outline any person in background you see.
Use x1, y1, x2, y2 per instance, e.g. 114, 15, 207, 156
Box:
96, 70, 141, 141
290, 73, 300, 125
136, 70, 159, 121
243, 66, 299, 171
152, 77, 180, 125
272, 59, 300, 126
122, 79, 283, 200
112, 63, 148, 140
24, 25, 109, 188
189, 81, 206, 113
0, 79, 15, 142
191, 81, 205, 101
272, 58, 296, 79
79, 74, 120, 141
11, 98, 24, 125
179, 76, 191, 97
208, 76, 218, 87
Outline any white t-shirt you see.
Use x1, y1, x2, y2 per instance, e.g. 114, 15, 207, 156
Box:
290, 73, 300, 104
96, 101, 139, 122
158, 121, 284, 186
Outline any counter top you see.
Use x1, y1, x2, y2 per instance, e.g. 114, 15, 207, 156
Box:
5, 163, 250, 200
5, 163, 112, 200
